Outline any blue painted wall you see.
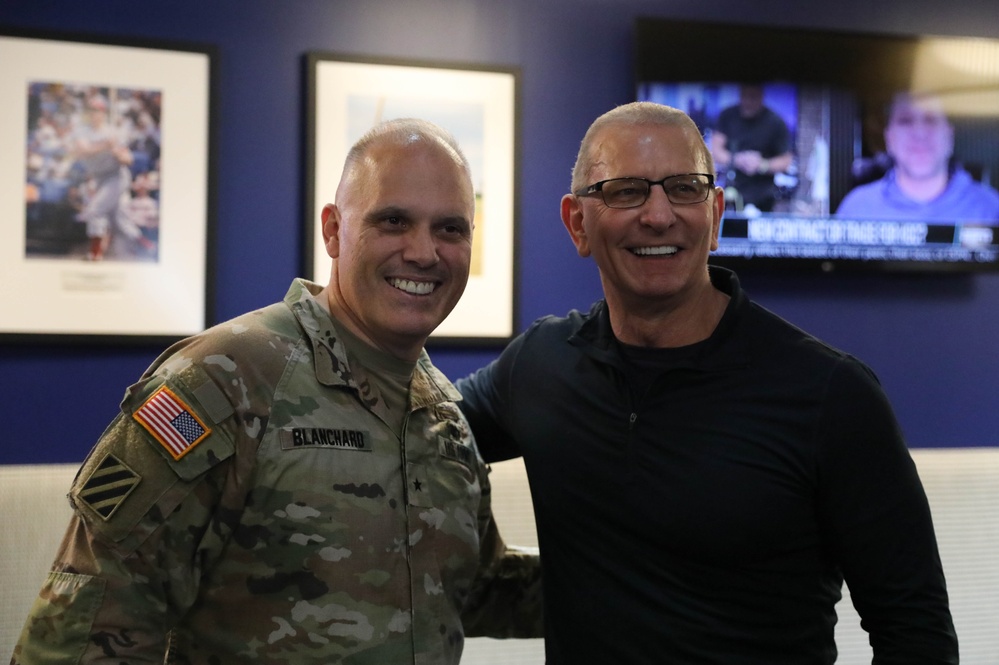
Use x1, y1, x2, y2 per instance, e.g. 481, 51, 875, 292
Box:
2, 0, 997, 464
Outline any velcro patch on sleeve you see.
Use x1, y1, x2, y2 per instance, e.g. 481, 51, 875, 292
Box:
438, 436, 475, 469
133, 386, 211, 460
77, 453, 141, 520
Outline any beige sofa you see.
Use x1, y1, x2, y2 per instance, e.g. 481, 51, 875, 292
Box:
4, 448, 997, 663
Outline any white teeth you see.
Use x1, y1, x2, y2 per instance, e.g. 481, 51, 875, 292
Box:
632, 246, 678, 256
390, 278, 435, 295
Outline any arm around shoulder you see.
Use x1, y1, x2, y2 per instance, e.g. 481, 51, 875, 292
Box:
459, 504, 543, 639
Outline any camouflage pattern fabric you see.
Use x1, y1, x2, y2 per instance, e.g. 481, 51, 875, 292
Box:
10, 279, 541, 665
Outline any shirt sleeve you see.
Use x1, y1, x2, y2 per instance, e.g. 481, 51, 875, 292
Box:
769, 108, 792, 156
815, 358, 958, 664
10, 370, 239, 664
459, 437, 543, 639
455, 332, 528, 464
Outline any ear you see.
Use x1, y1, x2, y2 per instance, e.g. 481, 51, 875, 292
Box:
709, 186, 724, 252
321, 203, 342, 259
560, 194, 591, 258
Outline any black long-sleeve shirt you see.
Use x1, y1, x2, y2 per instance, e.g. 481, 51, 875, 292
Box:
457, 267, 958, 664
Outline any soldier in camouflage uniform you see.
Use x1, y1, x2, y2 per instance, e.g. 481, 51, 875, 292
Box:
11, 119, 541, 664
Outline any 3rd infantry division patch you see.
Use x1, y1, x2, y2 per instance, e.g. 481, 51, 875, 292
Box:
78, 454, 141, 520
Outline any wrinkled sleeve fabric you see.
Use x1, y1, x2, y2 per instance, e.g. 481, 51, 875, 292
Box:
815, 359, 958, 664
453, 333, 543, 637
11, 370, 238, 665
459, 425, 542, 639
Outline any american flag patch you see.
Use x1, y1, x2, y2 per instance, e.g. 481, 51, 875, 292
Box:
133, 386, 211, 460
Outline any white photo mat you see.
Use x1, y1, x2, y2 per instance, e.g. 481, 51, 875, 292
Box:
0, 33, 213, 340
307, 56, 518, 342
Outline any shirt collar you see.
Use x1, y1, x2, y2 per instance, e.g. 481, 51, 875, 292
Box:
570, 266, 751, 371
283, 278, 460, 407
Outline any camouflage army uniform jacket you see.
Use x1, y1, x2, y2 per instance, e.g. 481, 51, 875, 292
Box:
12, 279, 540, 665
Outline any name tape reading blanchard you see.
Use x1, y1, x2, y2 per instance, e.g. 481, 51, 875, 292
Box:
281, 427, 372, 451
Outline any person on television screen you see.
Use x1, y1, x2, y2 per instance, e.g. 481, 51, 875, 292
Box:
11, 118, 541, 665
836, 91, 999, 220
709, 83, 794, 213
456, 101, 958, 663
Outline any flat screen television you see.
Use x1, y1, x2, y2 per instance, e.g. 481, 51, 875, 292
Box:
635, 18, 999, 272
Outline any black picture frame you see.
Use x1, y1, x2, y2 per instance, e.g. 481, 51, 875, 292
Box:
1, 27, 217, 344
304, 53, 520, 344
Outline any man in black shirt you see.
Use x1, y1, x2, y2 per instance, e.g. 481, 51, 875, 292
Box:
457, 101, 958, 663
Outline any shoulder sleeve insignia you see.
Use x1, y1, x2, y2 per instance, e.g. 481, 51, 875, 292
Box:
133, 386, 212, 460
77, 453, 141, 520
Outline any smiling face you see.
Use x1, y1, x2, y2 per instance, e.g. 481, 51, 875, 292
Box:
561, 122, 723, 315
322, 137, 474, 360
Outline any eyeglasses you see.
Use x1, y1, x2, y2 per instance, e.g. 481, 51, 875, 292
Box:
575, 173, 715, 209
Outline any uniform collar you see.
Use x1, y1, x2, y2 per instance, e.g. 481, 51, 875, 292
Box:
283, 278, 460, 408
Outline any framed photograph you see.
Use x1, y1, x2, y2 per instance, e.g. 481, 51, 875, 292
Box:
305, 54, 519, 344
0, 29, 216, 343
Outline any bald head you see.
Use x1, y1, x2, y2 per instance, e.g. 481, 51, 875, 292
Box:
570, 102, 713, 193
337, 118, 473, 206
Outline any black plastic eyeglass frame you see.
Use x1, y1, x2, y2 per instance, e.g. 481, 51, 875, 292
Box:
575, 173, 715, 208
